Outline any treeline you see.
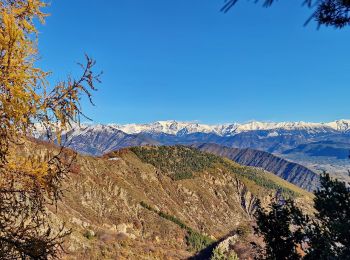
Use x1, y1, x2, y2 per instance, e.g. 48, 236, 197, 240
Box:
130, 146, 221, 180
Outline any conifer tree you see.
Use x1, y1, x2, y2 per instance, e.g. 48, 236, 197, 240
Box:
0, 0, 100, 258
255, 173, 350, 259
221, 0, 350, 28
255, 199, 307, 260
305, 173, 350, 259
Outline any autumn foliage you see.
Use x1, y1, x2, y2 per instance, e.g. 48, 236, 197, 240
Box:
0, 0, 100, 258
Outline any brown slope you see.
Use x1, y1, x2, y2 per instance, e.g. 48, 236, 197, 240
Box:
18, 141, 312, 259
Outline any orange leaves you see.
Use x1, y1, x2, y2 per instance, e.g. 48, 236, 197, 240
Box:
0, 143, 49, 193
6, 154, 49, 179
0, 0, 99, 195
0, 2, 44, 140
0, 2, 82, 257
0, 1, 53, 194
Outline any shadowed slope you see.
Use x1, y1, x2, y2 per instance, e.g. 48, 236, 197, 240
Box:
193, 143, 319, 191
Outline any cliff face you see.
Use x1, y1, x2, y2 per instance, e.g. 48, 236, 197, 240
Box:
194, 143, 320, 192
19, 142, 312, 259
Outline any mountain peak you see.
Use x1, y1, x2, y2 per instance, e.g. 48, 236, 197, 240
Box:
104, 119, 350, 136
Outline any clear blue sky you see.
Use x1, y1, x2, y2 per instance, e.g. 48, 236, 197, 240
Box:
37, 0, 350, 124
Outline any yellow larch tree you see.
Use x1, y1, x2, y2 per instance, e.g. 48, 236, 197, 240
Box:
0, 0, 100, 258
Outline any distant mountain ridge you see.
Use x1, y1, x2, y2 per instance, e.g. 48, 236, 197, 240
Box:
109, 119, 350, 136
35, 119, 350, 185
193, 143, 319, 191
35, 119, 350, 140
52, 120, 350, 156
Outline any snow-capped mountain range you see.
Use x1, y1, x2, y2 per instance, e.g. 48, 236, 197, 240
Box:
36, 119, 350, 171
106, 119, 350, 136
35, 119, 350, 139
35, 119, 350, 183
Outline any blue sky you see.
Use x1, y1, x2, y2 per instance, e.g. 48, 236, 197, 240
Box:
37, 0, 350, 124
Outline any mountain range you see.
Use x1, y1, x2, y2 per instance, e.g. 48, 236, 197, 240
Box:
110, 119, 350, 136
54, 119, 350, 153
37, 119, 350, 186
30, 121, 338, 257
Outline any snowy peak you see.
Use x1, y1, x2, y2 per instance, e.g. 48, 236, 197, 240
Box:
108, 120, 350, 136
113, 120, 222, 136
35, 119, 350, 158
324, 119, 350, 131
38, 119, 350, 139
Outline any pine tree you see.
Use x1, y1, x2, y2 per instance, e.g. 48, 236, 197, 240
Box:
255, 173, 350, 259
305, 173, 350, 259
255, 198, 307, 260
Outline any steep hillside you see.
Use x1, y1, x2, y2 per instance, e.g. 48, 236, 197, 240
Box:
194, 143, 320, 191
17, 142, 312, 259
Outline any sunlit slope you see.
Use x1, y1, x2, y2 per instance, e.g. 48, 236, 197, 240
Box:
129, 145, 311, 198
17, 141, 313, 259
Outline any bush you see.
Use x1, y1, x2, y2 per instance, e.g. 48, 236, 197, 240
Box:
83, 230, 95, 240
173, 171, 193, 181
236, 224, 251, 238
211, 247, 239, 260
140, 201, 153, 211
158, 211, 188, 230
186, 229, 214, 252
